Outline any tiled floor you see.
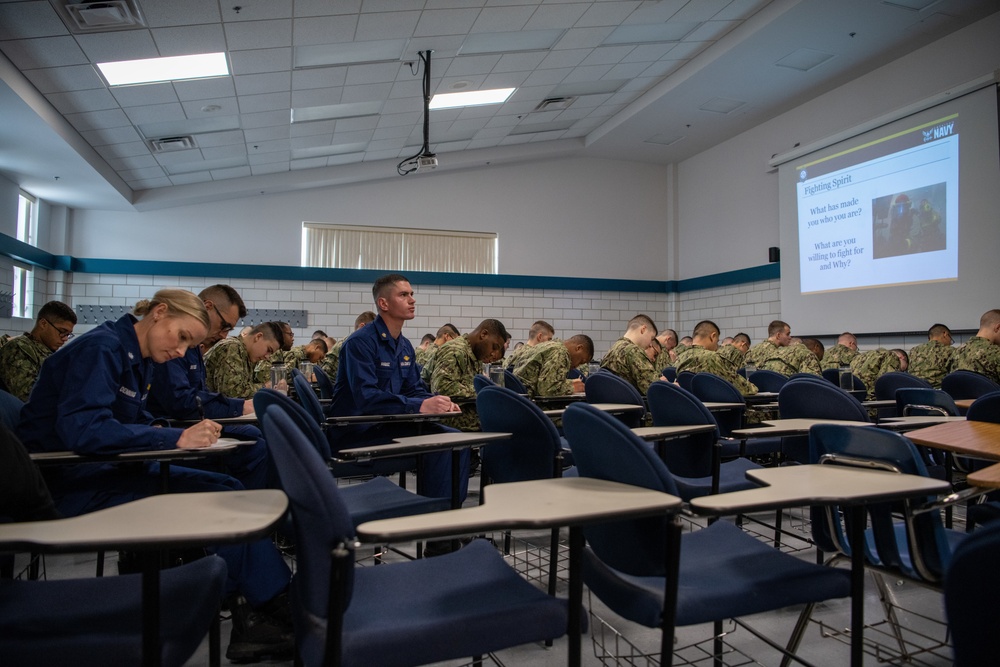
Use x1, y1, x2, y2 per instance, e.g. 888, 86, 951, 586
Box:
9, 479, 959, 667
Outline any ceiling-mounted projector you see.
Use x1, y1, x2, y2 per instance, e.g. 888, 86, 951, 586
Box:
416, 156, 438, 170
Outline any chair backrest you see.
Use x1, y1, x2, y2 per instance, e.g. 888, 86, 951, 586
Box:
0, 389, 24, 431
312, 364, 334, 399
895, 388, 959, 417
292, 372, 327, 424
778, 378, 869, 422
473, 374, 494, 393
253, 388, 332, 459
944, 518, 1000, 667
661, 367, 677, 383
809, 424, 950, 582
942, 370, 1000, 400
966, 390, 1000, 423
477, 385, 565, 483
584, 371, 645, 428
748, 369, 787, 392
262, 406, 356, 627
645, 381, 719, 478
676, 371, 695, 391
562, 402, 678, 575
689, 373, 745, 438
874, 371, 931, 400
502, 369, 528, 394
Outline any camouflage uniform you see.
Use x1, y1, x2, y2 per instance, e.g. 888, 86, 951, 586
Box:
821, 344, 859, 371
849, 348, 900, 399
320, 338, 346, 381
0, 333, 51, 401
414, 345, 432, 368
0, 333, 12, 347
675, 346, 759, 396
745, 340, 784, 372
501, 343, 531, 370
512, 340, 574, 397
600, 337, 662, 395
419, 344, 442, 385
775, 343, 822, 376
429, 335, 481, 431
204, 336, 264, 399
672, 343, 690, 360
256, 346, 309, 384
908, 340, 955, 388
717, 344, 746, 370
952, 336, 1000, 383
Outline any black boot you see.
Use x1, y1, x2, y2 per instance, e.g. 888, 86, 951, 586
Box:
225, 594, 294, 663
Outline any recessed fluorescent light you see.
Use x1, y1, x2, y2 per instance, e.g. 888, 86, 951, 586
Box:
429, 88, 515, 110
509, 120, 575, 135
549, 80, 627, 98
164, 157, 247, 175
97, 52, 229, 86
698, 97, 746, 114
603, 22, 700, 45
291, 101, 383, 123
294, 39, 408, 68
291, 142, 369, 160
459, 30, 564, 55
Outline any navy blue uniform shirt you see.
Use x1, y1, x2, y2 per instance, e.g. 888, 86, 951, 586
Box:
147, 346, 245, 419
19, 314, 182, 454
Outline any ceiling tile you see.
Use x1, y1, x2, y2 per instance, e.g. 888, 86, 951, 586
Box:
181, 97, 241, 118
106, 154, 160, 171
45, 88, 119, 114
0, 1, 67, 40
291, 67, 348, 91
234, 71, 291, 95
250, 162, 290, 175
229, 47, 292, 75
0, 36, 88, 69
111, 82, 180, 107
198, 129, 247, 147
685, 20, 740, 42
142, 0, 222, 27
340, 81, 392, 102
170, 172, 216, 185
95, 141, 152, 159
292, 15, 359, 46
65, 108, 133, 132
74, 30, 160, 63
224, 19, 293, 51
79, 125, 144, 146
202, 144, 249, 160
345, 61, 404, 85
537, 48, 589, 69
244, 125, 290, 142
173, 77, 238, 101
469, 6, 535, 33
554, 26, 614, 50
354, 10, 421, 41
221, 0, 293, 22
123, 102, 187, 125
210, 165, 252, 178
576, 2, 642, 28
291, 87, 344, 108
672, 0, 734, 22
414, 9, 482, 36
241, 109, 290, 129
152, 24, 228, 57
22, 64, 104, 93
580, 45, 634, 66
492, 51, 547, 72
523, 4, 589, 31
238, 91, 291, 113
362, 0, 425, 12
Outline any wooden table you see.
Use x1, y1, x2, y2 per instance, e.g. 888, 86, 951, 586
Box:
542, 402, 646, 419
358, 477, 682, 667
326, 410, 462, 426
0, 490, 288, 667
956, 398, 975, 411
906, 419, 1000, 460
877, 415, 968, 430
691, 466, 949, 667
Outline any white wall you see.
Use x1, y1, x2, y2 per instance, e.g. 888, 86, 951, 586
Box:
676, 12, 1000, 280
65, 156, 671, 282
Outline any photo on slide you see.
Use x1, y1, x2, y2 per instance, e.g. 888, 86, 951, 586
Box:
872, 183, 947, 260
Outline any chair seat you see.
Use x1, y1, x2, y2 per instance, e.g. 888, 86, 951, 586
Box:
0, 556, 226, 667
339, 476, 450, 527
672, 456, 762, 500
582, 520, 851, 628
297, 539, 569, 667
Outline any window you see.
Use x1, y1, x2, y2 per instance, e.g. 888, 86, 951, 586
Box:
12, 191, 36, 318
302, 223, 497, 274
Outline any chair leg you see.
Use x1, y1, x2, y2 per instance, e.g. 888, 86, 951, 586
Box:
779, 602, 816, 667
870, 571, 910, 660
713, 619, 724, 667
773, 508, 783, 548
209, 610, 221, 667
96, 550, 105, 577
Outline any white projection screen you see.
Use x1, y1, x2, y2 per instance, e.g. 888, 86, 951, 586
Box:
778, 84, 1000, 334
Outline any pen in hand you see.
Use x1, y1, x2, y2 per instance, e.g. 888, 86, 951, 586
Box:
196, 396, 206, 421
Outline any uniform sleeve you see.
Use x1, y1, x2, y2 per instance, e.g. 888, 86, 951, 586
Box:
149, 358, 244, 419
430, 346, 475, 399
624, 346, 660, 395
535, 351, 573, 397
55, 342, 182, 454
205, 343, 261, 400
0, 341, 42, 402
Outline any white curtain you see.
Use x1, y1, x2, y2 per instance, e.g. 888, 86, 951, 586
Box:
303, 223, 496, 274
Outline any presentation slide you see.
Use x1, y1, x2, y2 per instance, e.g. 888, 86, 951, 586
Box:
796, 115, 958, 294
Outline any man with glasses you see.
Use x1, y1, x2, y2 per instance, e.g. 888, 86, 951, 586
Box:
0, 300, 77, 401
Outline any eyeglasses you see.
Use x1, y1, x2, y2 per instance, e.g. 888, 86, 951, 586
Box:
210, 303, 235, 333
44, 318, 74, 339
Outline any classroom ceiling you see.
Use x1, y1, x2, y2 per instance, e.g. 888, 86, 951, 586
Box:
0, 0, 997, 211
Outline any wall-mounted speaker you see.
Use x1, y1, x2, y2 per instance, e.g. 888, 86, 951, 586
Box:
768, 247, 780, 263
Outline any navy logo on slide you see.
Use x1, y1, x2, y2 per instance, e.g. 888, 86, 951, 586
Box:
799, 169, 807, 181
922, 122, 954, 143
